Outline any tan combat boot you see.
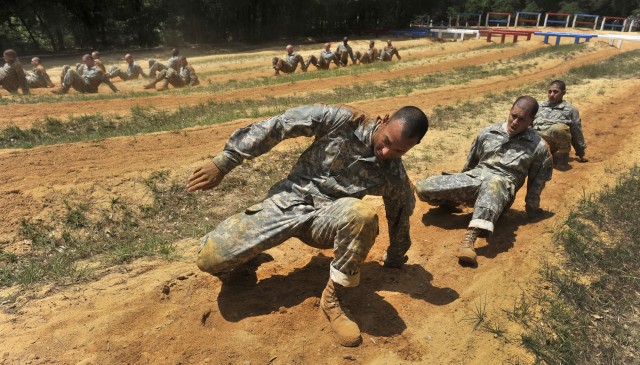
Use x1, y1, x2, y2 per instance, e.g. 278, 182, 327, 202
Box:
157, 80, 169, 91
458, 227, 480, 265
51, 86, 68, 95
320, 279, 362, 347
143, 80, 157, 89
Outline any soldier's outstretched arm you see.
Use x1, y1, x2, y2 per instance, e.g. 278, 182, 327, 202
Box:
569, 109, 587, 161
187, 160, 224, 191
525, 143, 553, 218
14, 62, 30, 94
462, 135, 481, 172
187, 105, 350, 191
382, 175, 415, 268
102, 75, 119, 93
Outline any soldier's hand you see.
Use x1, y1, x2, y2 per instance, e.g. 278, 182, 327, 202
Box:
187, 160, 224, 192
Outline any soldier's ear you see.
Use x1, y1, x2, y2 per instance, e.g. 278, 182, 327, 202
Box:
382, 114, 390, 124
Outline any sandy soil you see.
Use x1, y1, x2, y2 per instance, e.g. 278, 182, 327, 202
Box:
1, 32, 639, 365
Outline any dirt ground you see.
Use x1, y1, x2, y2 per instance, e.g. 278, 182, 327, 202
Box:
1, 33, 640, 364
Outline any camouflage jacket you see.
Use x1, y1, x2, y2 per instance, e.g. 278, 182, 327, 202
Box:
533, 100, 587, 156
1, 59, 30, 93
282, 52, 302, 68
336, 43, 355, 62
320, 50, 339, 64
82, 66, 106, 93
463, 123, 552, 211
127, 61, 148, 78
179, 65, 198, 85
167, 56, 180, 71
27, 64, 53, 87
213, 104, 415, 259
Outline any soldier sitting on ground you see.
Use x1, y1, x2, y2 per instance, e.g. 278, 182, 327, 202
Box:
145, 56, 199, 91
379, 40, 401, 62
415, 96, 552, 266
305, 43, 341, 70
148, 48, 180, 78
0, 49, 30, 94
335, 37, 357, 66
357, 40, 378, 64
189, 104, 428, 348
26, 57, 54, 88
533, 80, 588, 169
108, 54, 149, 81
53, 54, 119, 94
272, 45, 306, 76
88, 51, 119, 92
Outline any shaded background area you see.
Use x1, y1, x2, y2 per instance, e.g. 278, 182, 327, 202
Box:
2, 0, 640, 54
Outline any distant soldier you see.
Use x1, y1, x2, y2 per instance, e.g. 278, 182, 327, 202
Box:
379, 40, 401, 62
272, 45, 306, 76
108, 54, 149, 81
0, 49, 30, 94
357, 40, 378, 64
148, 48, 180, 78
146, 56, 199, 91
335, 37, 357, 66
305, 43, 341, 70
53, 54, 119, 94
26, 57, 54, 88
533, 80, 588, 168
89, 51, 119, 92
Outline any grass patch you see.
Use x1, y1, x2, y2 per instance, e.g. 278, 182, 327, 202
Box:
0, 149, 300, 289
504, 166, 640, 364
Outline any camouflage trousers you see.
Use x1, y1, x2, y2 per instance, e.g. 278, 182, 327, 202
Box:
108, 66, 133, 81
0, 67, 20, 93
415, 170, 516, 233
26, 74, 51, 88
60, 66, 95, 93
159, 69, 185, 87
305, 55, 340, 70
358, 51, 376, 64
272, 56, 305, 73
337, 51, 358, 66
536, 124, 571, 156
196, 197, 379, 287
148, 59, 167, 78
380, 49, 401, 62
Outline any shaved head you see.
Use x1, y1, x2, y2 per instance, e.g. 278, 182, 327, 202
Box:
512, 96, 539, 118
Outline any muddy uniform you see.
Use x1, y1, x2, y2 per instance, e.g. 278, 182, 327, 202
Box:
0, 59, 30, 94
379, 46, 401, 61
533, 101, 586, 158
358, 47, 378, 64
335, 44, 356, 66
161, 65, 199, 88
26, 64, 54, 88
197, 105, 415, 287
306, 50, 341, 70
59, 65, 108, 93
108, 61, 148, 81
148, 56, 179, 77
416, 124, 552, 233
272, 52, 305, 73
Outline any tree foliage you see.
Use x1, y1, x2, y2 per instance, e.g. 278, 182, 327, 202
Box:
1, 0, 638, 53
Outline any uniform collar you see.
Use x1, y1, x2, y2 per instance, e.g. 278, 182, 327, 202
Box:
497, 122, 536, 141
354, 116, 379, 148
542, 100, 567, 109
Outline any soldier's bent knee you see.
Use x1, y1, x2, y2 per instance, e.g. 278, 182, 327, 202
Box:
196, 235, 233, 275
340, 199, 379, 229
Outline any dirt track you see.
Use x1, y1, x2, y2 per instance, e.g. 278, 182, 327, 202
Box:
1, 35, 640, 364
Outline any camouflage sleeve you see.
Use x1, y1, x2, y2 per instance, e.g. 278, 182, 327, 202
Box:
569, 108, 587, 156
525, 142, 553, 212
100, 71, 119, 92
212, 105, 347, 173
462, 135, 481, 172
382, 175, 415, 267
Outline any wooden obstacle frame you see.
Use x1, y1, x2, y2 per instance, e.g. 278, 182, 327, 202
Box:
543, 13, 571, 28
600, 16, 628, 31
480, 29, 535, 43
572, 14, 599, 30
485, 12, 511, 27
534, 31, 597, 45
453, 13, 482, 27
513, 12, 542, 27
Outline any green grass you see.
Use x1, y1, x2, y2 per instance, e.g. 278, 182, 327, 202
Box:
0, 150, 300, 289
504, 166, 640, 364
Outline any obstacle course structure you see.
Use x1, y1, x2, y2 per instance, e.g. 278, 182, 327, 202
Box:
453, 13, 482, 27
600, 16, 628, 31
543, 13, 571, 28
572, 14, 599, 29
513, 12, 542, 27
485, 12, 511, 27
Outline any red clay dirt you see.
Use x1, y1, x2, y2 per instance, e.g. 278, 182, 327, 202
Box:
1, 35, 639, 365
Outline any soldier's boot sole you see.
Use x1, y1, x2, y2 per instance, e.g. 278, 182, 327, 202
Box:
143, 83, 157, 89
320, 281, 362, 347
51, 88, 67, 95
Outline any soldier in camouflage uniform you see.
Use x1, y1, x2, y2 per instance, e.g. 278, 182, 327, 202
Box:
533, 80, 587, 168
25, 57, 54, 88
335, 37, 357, 66
53, 54, 118, 94
108, 54, 149, 81
88, 51, 119, 93
416, 96, 552, 266
357, 40, 378, 64
272, 45, 307, 76
379, 40, 401, 62
188, 104, 428, 347
148, 48, 180, 78
154, 56, 199, 91
0, 49, 30, 94
305, 43, 341, 70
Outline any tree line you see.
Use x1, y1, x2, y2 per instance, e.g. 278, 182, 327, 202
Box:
2, 0, 639, 54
